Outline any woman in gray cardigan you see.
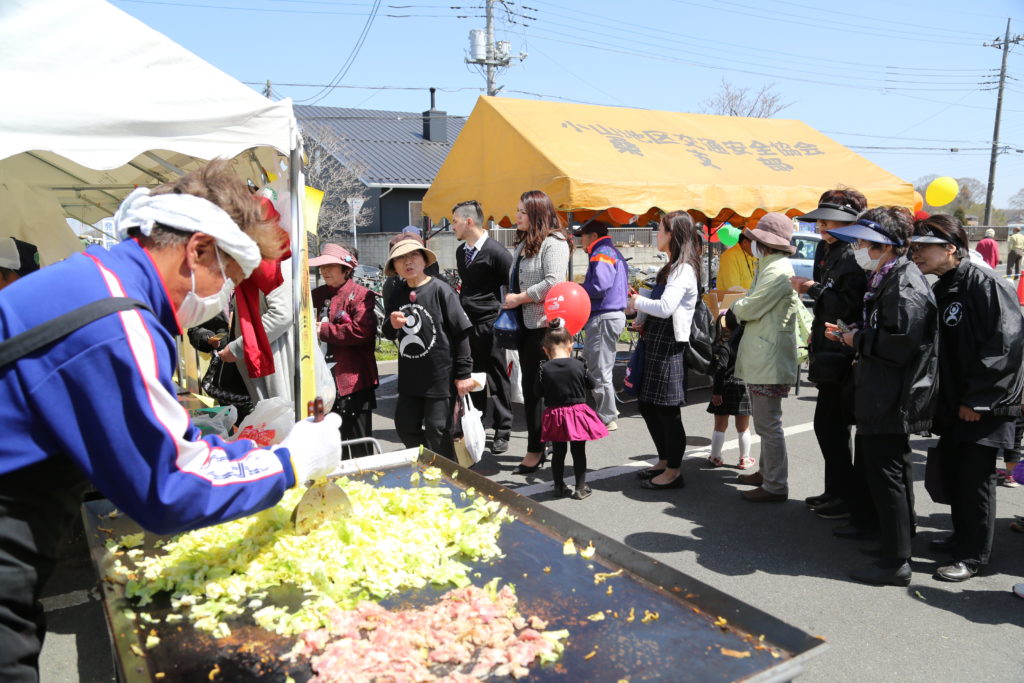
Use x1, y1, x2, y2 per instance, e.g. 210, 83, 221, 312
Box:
502, 190, 572, 473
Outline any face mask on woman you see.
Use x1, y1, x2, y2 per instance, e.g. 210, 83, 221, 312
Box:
178, 250, 234, 329
853, 246, 880, 272
750, 242, 764, 259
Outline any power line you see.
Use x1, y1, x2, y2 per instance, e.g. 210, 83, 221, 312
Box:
298, 0, 383, 105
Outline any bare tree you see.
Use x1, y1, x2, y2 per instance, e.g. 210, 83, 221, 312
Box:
699, 79, 789, 118
954, 177, 985, 211
914, 174, 939, 197
302, 131, 374, 247
1007, 187, 1024, 210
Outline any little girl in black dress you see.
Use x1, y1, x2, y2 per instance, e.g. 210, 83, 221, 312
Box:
539, 319, 608, 499
705, 309, 753, 469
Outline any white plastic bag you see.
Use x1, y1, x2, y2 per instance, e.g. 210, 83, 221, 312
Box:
234, 397, 295, 446
458, 396, 486, 464
190, 405, 237, 439
507, 350, 524, 404
314, 342, 337, 412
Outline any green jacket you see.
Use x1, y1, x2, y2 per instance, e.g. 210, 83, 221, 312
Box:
732, 252, 801, 385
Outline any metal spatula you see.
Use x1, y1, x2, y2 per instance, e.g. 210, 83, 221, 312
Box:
290, 398, 353, 534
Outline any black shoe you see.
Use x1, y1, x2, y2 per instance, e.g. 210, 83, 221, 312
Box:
514, 452, 547, 475
552, 482, 572, 497
833, 524, 878, 540
814, 500, 851, 520
928, 536, 956, 553
571, 485, 592, 500
935, 561, 980, 582
636, 468, 665, 480
491, 437, 509, 455
849, 560, 912, 587
805, 493, 831, 508
640, 475, 685, 490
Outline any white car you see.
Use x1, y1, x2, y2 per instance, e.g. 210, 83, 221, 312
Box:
789, 231, 821, 305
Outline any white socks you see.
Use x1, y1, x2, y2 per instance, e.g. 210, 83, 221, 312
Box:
738, 430, 751, 462
710, 431, 726, 461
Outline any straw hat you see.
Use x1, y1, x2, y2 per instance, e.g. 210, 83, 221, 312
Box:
384, 239, 437, 276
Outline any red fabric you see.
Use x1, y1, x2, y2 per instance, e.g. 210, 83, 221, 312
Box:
236, 259, 283, 378
976, 238, 999, 269
313, 280, 378, 397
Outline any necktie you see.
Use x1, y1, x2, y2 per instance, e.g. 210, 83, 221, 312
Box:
465, 246, 477, 265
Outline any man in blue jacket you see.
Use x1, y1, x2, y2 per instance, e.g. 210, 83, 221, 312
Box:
0, 160, 341, 680
576, 220, 628, 429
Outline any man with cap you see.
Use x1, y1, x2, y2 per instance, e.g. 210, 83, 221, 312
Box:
576, 219, 629, 430
452, 200, 514, 453
1007, 225, 1024, 279
0, 237, 40, 291
975, 228, 999, 270
311, 243, 379, 458
381, 238, 475, 458
790, 189, 868, 522
0, 160, 342, 678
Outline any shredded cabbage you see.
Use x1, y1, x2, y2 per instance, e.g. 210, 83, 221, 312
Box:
109, 476, 512, 637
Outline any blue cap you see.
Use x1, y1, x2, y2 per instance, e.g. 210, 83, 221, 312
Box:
827, 218, 902, 246
401, 225, 422, 236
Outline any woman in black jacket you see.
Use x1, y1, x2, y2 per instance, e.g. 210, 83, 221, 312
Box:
910, 214, 1024, 582
825, 207, 938, 587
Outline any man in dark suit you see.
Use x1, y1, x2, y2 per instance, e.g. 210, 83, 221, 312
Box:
452, 200, 514, 454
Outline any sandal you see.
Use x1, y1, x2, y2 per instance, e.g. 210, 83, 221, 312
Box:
706, 456, 725, 467
738, 456, 756, 470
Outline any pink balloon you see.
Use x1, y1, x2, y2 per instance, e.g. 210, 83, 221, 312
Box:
544, 281, 591, 335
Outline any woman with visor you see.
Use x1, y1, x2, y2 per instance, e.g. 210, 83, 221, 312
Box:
910, 214, 1024, 582
824, 207, 938, 587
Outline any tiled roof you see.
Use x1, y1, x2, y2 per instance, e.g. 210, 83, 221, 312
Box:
295, 105, 465, 188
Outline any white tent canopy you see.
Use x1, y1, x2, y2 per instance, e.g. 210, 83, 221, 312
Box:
0, 0, 299, 241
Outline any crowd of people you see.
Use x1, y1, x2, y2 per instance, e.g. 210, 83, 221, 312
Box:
315, 186, 1024, 594
3, 160, 1024, 678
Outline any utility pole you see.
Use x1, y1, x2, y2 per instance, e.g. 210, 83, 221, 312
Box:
983, 19, 1023, 225
263, 80, 272, 98
464, 0, 526, 96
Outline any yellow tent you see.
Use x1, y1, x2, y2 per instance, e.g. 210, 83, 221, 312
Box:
423, 96, 913, 226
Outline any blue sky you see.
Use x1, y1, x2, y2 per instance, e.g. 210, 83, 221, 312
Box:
114, 0, 1024, 206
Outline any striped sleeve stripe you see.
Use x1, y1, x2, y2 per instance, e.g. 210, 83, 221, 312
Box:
86, 255, 285, 485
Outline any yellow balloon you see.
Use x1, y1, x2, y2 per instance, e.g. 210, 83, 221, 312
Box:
925, 176, 959, 207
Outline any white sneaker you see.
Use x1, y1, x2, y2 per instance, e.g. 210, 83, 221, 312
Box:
605, 420, 618, 431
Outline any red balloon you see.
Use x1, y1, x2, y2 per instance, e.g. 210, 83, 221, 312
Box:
544, 281, 591, 335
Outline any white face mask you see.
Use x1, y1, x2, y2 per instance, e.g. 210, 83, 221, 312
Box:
178, 249, 234, 329
853, 246, 879, 272
750, 242, 763, 259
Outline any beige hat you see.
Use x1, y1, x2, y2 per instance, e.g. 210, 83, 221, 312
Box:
743, 212, 796, 255
984, 228, 995, 238
384, 239, 437, 276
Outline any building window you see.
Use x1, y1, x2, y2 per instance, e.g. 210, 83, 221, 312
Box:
409, 201, 423, 228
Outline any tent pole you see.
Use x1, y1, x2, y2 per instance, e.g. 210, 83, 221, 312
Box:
290, 142, 306, 421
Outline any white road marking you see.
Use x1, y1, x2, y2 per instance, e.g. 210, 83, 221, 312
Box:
41, 589, 92, 613
509, 421, 815, 497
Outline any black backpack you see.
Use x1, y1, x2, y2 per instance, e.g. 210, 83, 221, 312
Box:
684, 289, 714, 375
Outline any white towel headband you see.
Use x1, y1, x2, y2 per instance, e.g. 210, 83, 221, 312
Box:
114, 188, 263, 278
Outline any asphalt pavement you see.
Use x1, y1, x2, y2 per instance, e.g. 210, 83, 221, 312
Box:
40, 353, 1024, 681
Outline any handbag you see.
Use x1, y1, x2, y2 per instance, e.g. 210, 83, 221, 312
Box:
452, 395, 485, 467
684, 291, 714, 375
924, 445, 950, 505
792, 292, 814, 366
493, 308, 523, 350
201, 353, 254, 410
622, 338, 646, 396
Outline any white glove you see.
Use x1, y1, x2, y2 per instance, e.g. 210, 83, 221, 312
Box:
275, 413, 342, 484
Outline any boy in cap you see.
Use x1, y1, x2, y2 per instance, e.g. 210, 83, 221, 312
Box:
0, 237, 40, 292
381, 239, 475, 458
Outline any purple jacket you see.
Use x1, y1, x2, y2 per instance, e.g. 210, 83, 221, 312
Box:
582, 235, 628, 315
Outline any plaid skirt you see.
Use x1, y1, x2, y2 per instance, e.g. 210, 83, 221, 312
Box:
706, 380, 752, 416
637, 315, 687, 406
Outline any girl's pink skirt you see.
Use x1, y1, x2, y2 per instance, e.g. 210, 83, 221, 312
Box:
541, 404, 609, 442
